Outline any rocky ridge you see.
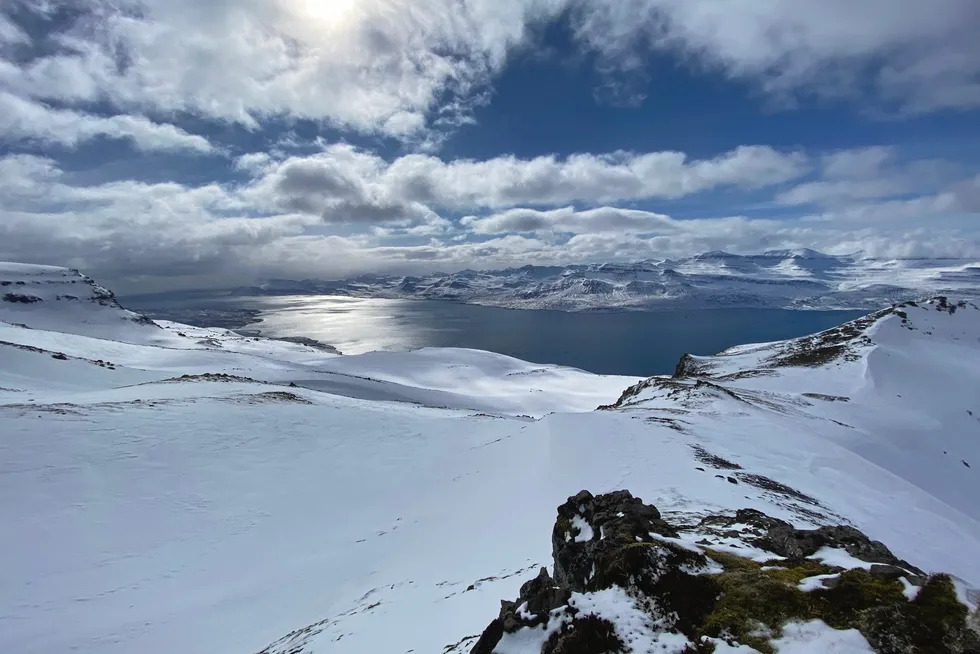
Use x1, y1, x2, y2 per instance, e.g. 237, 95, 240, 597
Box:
470, 490, 980, 653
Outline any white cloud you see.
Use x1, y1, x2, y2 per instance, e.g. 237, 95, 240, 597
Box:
0, 92, 214, 153
1, 145, 978, 292
572, 0, 980, 113
461, 206, 675, 234
775, 146, 958, 207
1, 0, 974, 150
0, 12, 28, 45
234, 153, 274, 173
0, 154, 316, 283
0, 0, 564, 138
248, 143, 809, 217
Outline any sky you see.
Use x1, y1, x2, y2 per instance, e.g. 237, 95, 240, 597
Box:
1, 0, 979, 292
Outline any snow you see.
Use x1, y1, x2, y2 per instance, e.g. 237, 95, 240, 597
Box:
702, 620, 877, 653
770, 620, 875, 653
493, 617, 566, 654
808, 548, 875, 571
899, 577, 922, 601
798, 574, 841, 592
571, 515, 594, 542
2, 263, 979, 654
666, 533, 786, 564
701, 638, 764, 652
570, 587, 692, 653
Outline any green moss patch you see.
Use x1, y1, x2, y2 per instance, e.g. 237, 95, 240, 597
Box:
694, 550, 976, 654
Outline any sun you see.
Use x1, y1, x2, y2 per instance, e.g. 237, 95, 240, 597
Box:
300, 0, 358, 25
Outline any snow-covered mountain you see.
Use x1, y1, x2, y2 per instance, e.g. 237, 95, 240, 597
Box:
2, 262, 979, 654
225, 250, 980, 312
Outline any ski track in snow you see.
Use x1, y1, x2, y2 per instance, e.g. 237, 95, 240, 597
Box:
1, 262, 979, 654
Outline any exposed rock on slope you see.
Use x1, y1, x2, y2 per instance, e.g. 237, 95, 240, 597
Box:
471, 491, 980, 654
0, 262, 159, 335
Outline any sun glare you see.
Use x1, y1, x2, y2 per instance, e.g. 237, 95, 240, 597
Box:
301, 0, 357, 25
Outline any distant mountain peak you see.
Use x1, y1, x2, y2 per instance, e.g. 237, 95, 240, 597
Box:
694, 250, 740, 259
762, 248, 836, 259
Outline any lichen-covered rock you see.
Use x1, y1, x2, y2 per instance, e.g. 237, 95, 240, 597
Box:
469, 491, 980, 654
552, 490, 679, 592
700, 509, 925, 576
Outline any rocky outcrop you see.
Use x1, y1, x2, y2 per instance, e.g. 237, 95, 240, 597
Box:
470, 491, 980, 654
3, 293, 43, 304
696, 509, 926, 575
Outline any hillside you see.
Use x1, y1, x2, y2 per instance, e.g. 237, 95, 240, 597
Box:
1, 263, 979, 654
205, 251, 980, 313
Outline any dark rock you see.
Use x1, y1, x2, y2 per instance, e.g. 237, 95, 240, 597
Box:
468, 619, 505, 654
470, 568, 570, 654
51, 353, 68, 360
734, 473, 820, 505
691, 444, 743, 470
521, 568, 572, 623
3, 293, 42, 304
468, 492, 973, 654
702, 510, 927, 577
727, 476, 738, 484
674, 353, 707, 378
131, 314, 159, 327
552, 490, 677, 592
471, 491, 718, 654
542, 615, 624, 654
869, 564, 914, 582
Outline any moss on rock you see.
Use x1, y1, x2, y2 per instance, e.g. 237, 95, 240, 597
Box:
698, 552, 977, 654
468, 492, 979, 654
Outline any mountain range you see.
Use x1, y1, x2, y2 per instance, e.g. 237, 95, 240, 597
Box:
226, 250, 980, 312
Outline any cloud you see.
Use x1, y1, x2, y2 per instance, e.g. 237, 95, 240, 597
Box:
0, 149, 980, 290
571, 0, 980, 113
0, 0, 561, 138
249, 143, 809, 217
775, 146, 958, 207
0, 154, 316, 283
0, 92, 214, 153
461, 206, 675, 234
2, 0, 974, 154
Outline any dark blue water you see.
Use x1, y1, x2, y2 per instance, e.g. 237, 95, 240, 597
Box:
130, 294, 867, 377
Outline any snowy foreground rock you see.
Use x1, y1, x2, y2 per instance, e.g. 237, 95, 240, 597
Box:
470, 490, 980, 654
2, 262, 980, 654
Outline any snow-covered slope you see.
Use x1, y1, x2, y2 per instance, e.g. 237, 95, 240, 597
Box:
0, 262, 165, 340
1, 264, 978, 654
215, 251, 980, 312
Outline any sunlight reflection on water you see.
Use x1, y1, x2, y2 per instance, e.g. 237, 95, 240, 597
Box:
243, 295, 867, 375
248, 296, 452, 354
